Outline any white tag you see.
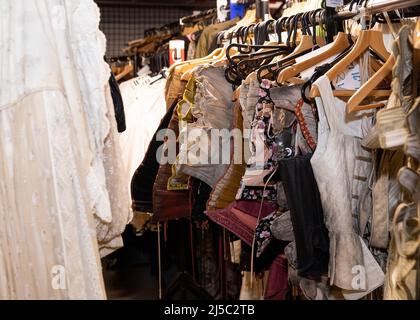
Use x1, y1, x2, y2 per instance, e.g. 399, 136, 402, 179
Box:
217, 0, 229, 22
268, 33, 279, 43
294, 43, 361, 90
326, 0, 343, 7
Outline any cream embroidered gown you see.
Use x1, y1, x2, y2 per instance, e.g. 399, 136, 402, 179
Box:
0, 0, 131, 299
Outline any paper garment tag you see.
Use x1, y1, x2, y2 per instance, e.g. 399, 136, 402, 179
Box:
326, 0, 343, 7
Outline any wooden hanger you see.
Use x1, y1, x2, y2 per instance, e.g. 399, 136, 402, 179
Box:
269, 34, 326, 83
277, 32, 351, 84
168, 48, 223, 73
210, 45, 241, 69
180, 47, 232, 81
179, 48, 228, 80
310, 30, 391, 98
346, 54, 395, 112
115, 60, 134, 81
182, 25, 201, 36
237, 9, 257, 27
257, 34, 317, 81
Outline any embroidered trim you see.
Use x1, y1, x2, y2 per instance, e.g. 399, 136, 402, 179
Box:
294, 99, 317, 151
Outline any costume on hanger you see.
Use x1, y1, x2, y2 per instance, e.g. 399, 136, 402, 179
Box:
311, 75, 385, 298
119, 75, 167, 197
0, 0, 131, 299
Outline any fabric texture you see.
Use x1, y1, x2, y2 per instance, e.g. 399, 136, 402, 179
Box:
193, 18, 239, 59
109, 73, 126, 133
119, 75, 167, 198
264, 255, 289, 300
279, 154, 330, 279
311, 75, 385, 297
131, 100, 178, 213
206, 103, 247, 211
152, 101, 191, 223
97, 85, 133, 257
164, 68, 187, 109
176, 65, 235, 188
0, 0, 128, 299
382, 25, 420, 300
206, 201, 278, 246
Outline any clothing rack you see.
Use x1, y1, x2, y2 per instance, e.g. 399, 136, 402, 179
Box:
95, 0, 216, 9
219, 0, 420, 40
144, 22, 182, 38
107, 55, 133, 63
126, 8, 218, 54
180, 8, 218, 26
337, 0, 420, 19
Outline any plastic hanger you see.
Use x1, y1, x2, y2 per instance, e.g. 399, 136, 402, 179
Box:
254, 15, 297, 81
181, 26, 247, 81
310, 29, 391, 98
256, 14, 316, 82
230, 19, 288, 98
225, 44, 292, 85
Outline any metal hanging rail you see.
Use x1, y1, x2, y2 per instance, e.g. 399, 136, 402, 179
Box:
337, 0, 420, 19
95, 0, 216, 9
219, 0, 420, 41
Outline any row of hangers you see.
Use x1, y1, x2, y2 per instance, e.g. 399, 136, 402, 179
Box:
170, 0, 420, 115
110, 57, 134, 82
150, 1, 420, 300
117, 9, 217, 80
124, 9, 222, 60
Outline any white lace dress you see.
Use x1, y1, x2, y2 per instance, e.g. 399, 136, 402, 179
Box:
0, 0, 130, 299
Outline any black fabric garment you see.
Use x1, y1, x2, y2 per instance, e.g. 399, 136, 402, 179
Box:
163, 272, 214, 300
191, 178, 212, 223
278, 153, 329, 279
109, 73, 127, 133
240, 239, 288, 273
131, 100, 177, 212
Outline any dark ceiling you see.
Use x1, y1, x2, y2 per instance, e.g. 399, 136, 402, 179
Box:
95, 0, 217, 8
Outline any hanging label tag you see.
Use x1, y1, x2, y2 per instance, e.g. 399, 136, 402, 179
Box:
217, 0, 229, 22
169, 40, 185, 66
326, 0, 343, 7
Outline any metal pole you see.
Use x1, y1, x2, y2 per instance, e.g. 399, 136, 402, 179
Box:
255, 0, 263, 19
261, 0, 270, 21
337, 0, 420, 19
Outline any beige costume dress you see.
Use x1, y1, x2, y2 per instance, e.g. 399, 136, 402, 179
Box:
0, 0, 130, 299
